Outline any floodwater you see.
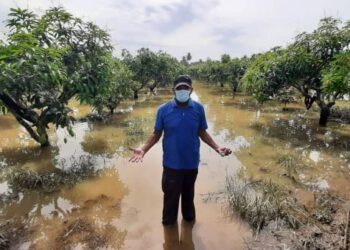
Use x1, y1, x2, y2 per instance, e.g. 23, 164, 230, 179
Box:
0, 82, 350, 249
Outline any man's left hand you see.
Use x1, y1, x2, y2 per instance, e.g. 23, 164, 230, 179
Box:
216, 147, 232, 157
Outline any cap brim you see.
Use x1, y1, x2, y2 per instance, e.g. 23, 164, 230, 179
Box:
174, 82, 192, 89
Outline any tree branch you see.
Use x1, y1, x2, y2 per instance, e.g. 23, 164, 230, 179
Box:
13, 113, 40, 143
0, 92, 39, 124
58, 88, 78, 104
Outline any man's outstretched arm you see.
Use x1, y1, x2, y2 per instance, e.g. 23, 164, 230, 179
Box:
199, 129, 232, 156
129, 130, 162, 162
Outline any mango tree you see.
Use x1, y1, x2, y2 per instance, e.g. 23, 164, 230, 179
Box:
188, 61, 210, 82
189, 56, 249, 93
243, 17, 350, 126
148, 51, 181, 94
122, 48, 154, 99
242, 50, 283, 103
90, 58, 136, 114
122, 48, 181, 97
225, 57, 249, 94
322, 51, 350, 102
0, 7, 114, 146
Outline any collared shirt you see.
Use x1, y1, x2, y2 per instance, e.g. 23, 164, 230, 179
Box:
154, 98, 208, 170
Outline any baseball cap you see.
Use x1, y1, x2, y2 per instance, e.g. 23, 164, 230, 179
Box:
173, 75, 192, 89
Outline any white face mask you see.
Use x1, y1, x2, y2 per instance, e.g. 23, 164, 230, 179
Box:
175, 90, 191, 103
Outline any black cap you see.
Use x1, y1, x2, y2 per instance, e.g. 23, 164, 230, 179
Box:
174, 75, 192, 88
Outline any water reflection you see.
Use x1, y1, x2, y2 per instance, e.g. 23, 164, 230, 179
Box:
81, 114, 154, 159
309, 150, 321, 163
163, 220, 195, 250
0, 143, 59, 172
0, 168, 128, 249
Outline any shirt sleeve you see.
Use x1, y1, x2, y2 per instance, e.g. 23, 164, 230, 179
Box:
154, 106, 164, 131
199, 105, 208, 130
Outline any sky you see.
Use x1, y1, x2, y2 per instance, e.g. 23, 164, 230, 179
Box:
1, 0, 350, 61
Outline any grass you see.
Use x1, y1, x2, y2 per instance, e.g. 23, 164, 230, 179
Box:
0, 222, 10, 249
277, 154, 304, 181
123, 117, 152, 146
224, 176, 305, 233
330, 106, 350, 124
6, 155, 99, 193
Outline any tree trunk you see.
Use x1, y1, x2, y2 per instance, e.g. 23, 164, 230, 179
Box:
110, 108, 114, 115
304, 95, 316, 110
220, 82, 224, 88
149, 87, 156, 95
319, 106, 330, 126
149, 81, 158, 95
233, 84, 238, 92
133, 90, 139, 99
37, 123, 50, 147
0, 92, 38, 124
0, 93, 49, 147
232, 80, 239, 94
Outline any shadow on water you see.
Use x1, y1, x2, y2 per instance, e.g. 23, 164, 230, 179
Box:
250, 116, 350, 155
0, 167, 129, 249
78, 94, 170, 158
0, 145, 59, 171
221, 97, 306, 115
0, 115, 19, 130
81, 115, 154, 157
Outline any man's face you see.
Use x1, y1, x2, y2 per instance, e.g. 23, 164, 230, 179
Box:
173, 84, 193, 95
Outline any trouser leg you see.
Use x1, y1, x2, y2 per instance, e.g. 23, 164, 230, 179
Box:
162, 167, 183, 225
181, 169, 198, 221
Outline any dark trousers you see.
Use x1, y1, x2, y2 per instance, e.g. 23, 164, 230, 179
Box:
162, 166, 198, 225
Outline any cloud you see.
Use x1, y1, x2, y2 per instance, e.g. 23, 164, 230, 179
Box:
0, 0, 350, 60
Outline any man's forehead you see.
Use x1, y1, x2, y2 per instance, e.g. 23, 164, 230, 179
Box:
174, 82, 192, 89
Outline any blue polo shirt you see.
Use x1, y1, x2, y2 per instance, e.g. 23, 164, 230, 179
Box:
154, 98, 208, 170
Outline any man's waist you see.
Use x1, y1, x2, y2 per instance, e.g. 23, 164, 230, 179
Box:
163, 165, 198, 172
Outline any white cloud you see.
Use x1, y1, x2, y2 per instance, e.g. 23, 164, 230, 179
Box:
1, 0, 350, 60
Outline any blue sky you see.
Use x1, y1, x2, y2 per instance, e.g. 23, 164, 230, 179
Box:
1, 0, 350, 60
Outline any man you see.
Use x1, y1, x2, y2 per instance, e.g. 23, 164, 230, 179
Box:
129, 75, 232, 225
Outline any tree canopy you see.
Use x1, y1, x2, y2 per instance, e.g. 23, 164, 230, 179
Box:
0, 7, 118, 146
242, 17, 350, 125
122, 48, 183, 98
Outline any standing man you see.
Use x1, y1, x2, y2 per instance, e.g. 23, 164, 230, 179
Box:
129, 75, 232, 225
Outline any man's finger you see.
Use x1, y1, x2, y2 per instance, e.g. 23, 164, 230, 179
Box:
133, 156, 142, 163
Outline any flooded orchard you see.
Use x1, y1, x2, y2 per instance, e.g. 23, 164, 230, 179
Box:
0, 82, 350, 249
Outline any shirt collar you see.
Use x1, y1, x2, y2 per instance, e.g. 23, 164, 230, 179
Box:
171, 98, 194, 108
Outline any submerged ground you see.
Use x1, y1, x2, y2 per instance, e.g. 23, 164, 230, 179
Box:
0, 82, 349, 249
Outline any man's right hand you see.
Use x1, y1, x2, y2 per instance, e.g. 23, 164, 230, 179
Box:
128, 147, 145, 163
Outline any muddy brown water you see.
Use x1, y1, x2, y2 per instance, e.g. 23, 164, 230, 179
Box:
0, 82, 350, 249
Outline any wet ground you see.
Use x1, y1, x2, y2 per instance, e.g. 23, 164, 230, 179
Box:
0, 82, 349, 249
